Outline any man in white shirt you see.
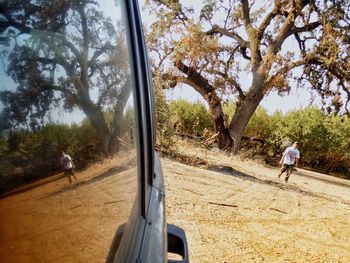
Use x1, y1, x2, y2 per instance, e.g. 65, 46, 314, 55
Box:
278, 142, 300, 182
60, 150, 77, 183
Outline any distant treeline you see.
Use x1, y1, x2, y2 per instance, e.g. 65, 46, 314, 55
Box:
0, 121, 101, 194
159, 99, 350, 178
1, 98, 349, 194
0, 109, 135, 194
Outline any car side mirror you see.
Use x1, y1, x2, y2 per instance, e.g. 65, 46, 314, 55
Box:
167, 224, 189, 263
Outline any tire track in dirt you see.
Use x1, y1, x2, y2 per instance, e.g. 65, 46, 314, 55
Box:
162, 156, 350, 263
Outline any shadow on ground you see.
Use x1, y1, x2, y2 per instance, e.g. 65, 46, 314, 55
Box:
160, 149, 350, 205
51, 163, 134, 196
0, 174, 65, 199
1, 158, 135, 199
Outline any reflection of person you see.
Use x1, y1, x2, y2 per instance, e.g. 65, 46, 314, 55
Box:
278, 142, 300, 183
60, 150, 77, 183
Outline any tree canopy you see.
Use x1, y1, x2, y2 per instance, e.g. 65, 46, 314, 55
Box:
0, 0, 132, 154
146, 0, 350, 152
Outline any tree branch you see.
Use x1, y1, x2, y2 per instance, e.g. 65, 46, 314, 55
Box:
77, 3, 89, 52
150, 46, 174, 71
290, 21, 321, 35
153, 0, 188, 23
33, 54, 75, 79
0, 3, 36, 34
160, 61, 219, 101
205, 26, 249, 48
257, 11, 275, 38
59, 36, 81, 61
240, 47, 251, 60
267, 53, 350, 91
265, 59, 306, 89
241, 0, 254, 32
175, 61, 216, 94
88, 43, 115, 67
289, 21, 321, 51
0, 20, 31, 34
306, 55, 349, 82
267, 0, 309, 56
257, 0, 285, 40
162, 72, 210, 100
97, 80, 120, 107
223, 0, 233, 29
207, 69, 245, 100
205, 26, 251, 61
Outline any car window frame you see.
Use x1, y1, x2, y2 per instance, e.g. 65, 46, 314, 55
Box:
125, 0, 155, 219
104, 1, 156, 261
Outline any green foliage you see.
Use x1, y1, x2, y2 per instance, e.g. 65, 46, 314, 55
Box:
3, 123, 99, 162
167, 100, 349, 177
238, 106, 350, 176
323, 115, 350, 171
0, 122, 101, 193
74, 120, 99, 150
222, 102, 236, 120
104, 108, 135, 139
283, 109, 329, 160
263, 110, 286, 154
242, 107, 273, 153
154, 84, 174, 149
245, 107, 271, 138
169, 100, 213, 136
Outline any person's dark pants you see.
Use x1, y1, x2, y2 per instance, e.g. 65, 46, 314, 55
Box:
64, 168, 76, 183
278, 164, 294, 182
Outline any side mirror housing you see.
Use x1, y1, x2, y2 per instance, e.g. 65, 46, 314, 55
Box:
167, 224, 189, 263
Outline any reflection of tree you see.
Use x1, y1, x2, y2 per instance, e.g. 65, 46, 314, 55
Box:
0, 0, 131, 155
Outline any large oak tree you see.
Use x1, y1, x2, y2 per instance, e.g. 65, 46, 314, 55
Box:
146, 0, 350, 152
0, 0, 131, 155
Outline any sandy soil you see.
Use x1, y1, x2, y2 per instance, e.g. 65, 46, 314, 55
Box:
164, 142, 350, 262
0, 154, 137, 263
1, 143, 350, 263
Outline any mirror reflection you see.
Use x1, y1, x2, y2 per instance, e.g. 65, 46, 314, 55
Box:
0, 1, 138, 261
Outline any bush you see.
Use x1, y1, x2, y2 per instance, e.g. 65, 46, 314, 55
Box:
242, 107, 271, 152
169, 99, 213, 136
220, 105, 349, 177
0, 122, 101, 194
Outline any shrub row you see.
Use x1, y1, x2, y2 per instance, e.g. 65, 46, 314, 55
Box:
164, 100, 350, 177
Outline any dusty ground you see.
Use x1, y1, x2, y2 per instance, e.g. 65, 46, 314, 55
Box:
1, 143, 350, 262
0, 154, 137, 263
164, 142, 350, 262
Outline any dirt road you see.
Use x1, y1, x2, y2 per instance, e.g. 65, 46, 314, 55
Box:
163, 143, 350, 262
0, 155, 137, 263
1, 144, 350, 262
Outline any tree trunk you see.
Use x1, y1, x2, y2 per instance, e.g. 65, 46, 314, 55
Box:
175, 61, 233, 149
108, 83, 132, 154
81, 103, 111, 155
229, 89, 265, 153
108, 105, 126, 154
215, 115, 233, 149
174, 60, 268, 152
206, 96, 233, 149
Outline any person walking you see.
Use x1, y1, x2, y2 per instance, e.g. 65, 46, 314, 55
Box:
60, 150, 77, 183
278, 142, 300, 182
